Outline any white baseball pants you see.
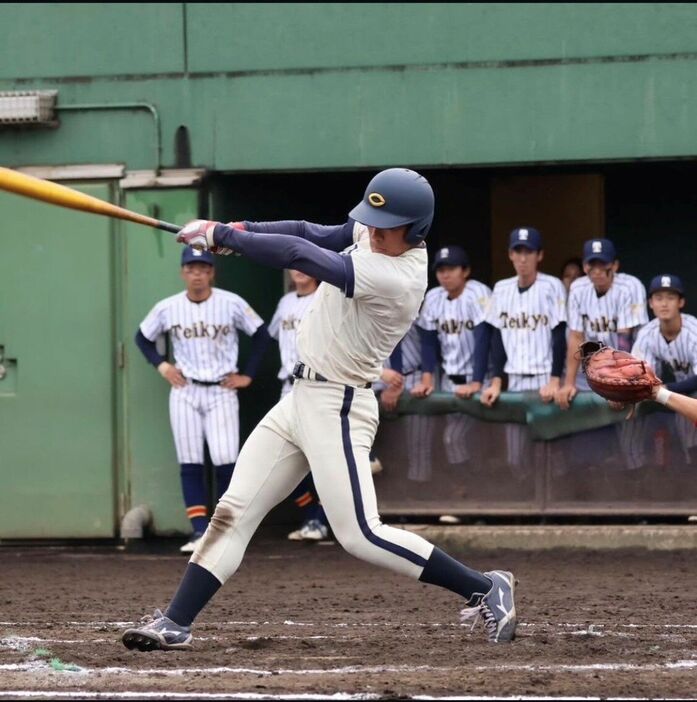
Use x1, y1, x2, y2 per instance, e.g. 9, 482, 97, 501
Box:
191, 377, 435, 583
169, 382, 240, 466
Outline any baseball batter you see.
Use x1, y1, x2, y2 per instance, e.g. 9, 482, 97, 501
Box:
480, 228, 567, 474
122, 168, 517, 651
135, 246, 270, 553
412, 245, 492, 467
268, 269, 330, 541
623, 275, 697, 468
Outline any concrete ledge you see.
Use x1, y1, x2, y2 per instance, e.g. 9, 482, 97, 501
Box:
398, 524, 697, 550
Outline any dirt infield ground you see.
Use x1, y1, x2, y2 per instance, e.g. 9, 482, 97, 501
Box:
1, 533, 696, 700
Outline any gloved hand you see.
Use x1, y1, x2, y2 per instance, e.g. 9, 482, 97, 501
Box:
580, 341, 661, 403
177, 220, 218, 251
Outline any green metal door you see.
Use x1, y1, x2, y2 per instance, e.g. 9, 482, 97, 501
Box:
119, 189, 199, 535
0, 183, 116, 538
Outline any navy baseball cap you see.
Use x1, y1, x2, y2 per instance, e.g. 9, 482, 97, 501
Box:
648, 274, 685, 297
181, 246, 215, 266
432, 245, 470, 271
509, 227, 542, 251
583, 238, 617, 264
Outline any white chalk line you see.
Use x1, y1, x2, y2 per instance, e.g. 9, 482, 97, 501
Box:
3, 659, 697, 677
3, 619, 697, 630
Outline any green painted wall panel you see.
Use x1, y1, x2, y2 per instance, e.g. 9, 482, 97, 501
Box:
1, 5, 697, 171
121, 190, 199, 535
187, 3, 697, 72
0, 184, 115, 538
0, 4, 184, 79
1, 57, 697, 172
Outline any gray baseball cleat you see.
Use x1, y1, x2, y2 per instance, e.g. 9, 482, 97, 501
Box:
122, 609, 193, 651
460, 570, 517, 643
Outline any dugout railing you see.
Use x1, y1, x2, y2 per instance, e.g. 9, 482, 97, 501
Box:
373, 392, 697, 516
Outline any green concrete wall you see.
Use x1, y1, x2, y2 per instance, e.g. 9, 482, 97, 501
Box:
0, 184, 116, 538
1, 4, 697, 171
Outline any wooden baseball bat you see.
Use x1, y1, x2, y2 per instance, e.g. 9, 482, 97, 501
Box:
0, 166, 181, 233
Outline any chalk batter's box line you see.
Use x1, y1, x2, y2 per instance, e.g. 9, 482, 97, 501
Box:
2, 620, 697, 629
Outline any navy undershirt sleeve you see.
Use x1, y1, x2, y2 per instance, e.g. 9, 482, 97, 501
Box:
472, 322, 493, 384
243, 220, 355, 253
135, 329, 165, 367
490, 327, 507, 378
551, 322, 567, 378
666, 375, 697, 395
418, 327, 439, 374
617, 331, 633, 352
214, 224, 351, 292
241, 324, 271, 379
389, 341, 404, 374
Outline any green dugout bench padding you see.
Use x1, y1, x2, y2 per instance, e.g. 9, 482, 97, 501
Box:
388, 392, 673, 441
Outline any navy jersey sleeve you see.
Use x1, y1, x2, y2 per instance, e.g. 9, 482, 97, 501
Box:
243, 220, 355, 253
135, 329, 166, 367
213, 223, 352, 293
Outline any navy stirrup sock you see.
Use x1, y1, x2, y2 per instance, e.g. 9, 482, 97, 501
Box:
166, 563, 223, 627
419, 547, 492, 605
215, 463, 235, 501
180, 463, 208, 533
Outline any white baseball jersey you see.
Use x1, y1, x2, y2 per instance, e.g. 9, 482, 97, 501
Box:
632, 314, 697, 381
568, 274, 648, 346
296, 223, 428, 385
268, 289, 318, 382
616, 272, 650, 323
417, 281, 491, 378
140, 288, 264, 382
485, 273, 567, 375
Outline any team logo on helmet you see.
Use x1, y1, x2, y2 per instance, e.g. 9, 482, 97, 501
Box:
518, 229, 529, 240
662, 275, 672, 288
368, 192, 386, 207
192, 249, 203, 256
592, 241, 602, 253
439, 247, 449, 259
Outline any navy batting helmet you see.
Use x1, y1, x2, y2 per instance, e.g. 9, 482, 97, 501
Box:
349, 168, 434, 245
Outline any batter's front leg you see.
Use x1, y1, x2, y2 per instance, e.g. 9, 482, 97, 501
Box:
191, 424, 309, 582
161, 397, 311, 629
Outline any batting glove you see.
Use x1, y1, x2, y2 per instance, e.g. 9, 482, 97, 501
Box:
177, 220, 218, 250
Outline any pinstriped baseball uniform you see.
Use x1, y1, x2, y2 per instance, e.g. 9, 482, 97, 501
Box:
621, 314, 697, 468
268, 289, 318, 398
140, 288, 264, 465
486, 273, 566, 472
568, 273, 648, 390
486, 273, 566, 390
418, 281, 491, 464
568, 274, 647, 346
193, 224, 439, 583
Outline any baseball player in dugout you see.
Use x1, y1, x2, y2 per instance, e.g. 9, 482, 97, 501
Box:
556, 238, 648, 410
478, 228, 567, 477
122, 168, 517, 652
269, 269, 331, 542
135, 246, 271, 553
411, 245, 492, 474
627, 275, 697, 465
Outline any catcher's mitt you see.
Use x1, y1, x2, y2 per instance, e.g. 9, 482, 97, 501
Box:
579, 341, 662, 403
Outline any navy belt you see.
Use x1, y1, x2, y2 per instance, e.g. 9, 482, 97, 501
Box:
292, 362, 372, 389
448, 374, 469, 384
190, 378, 223, 386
